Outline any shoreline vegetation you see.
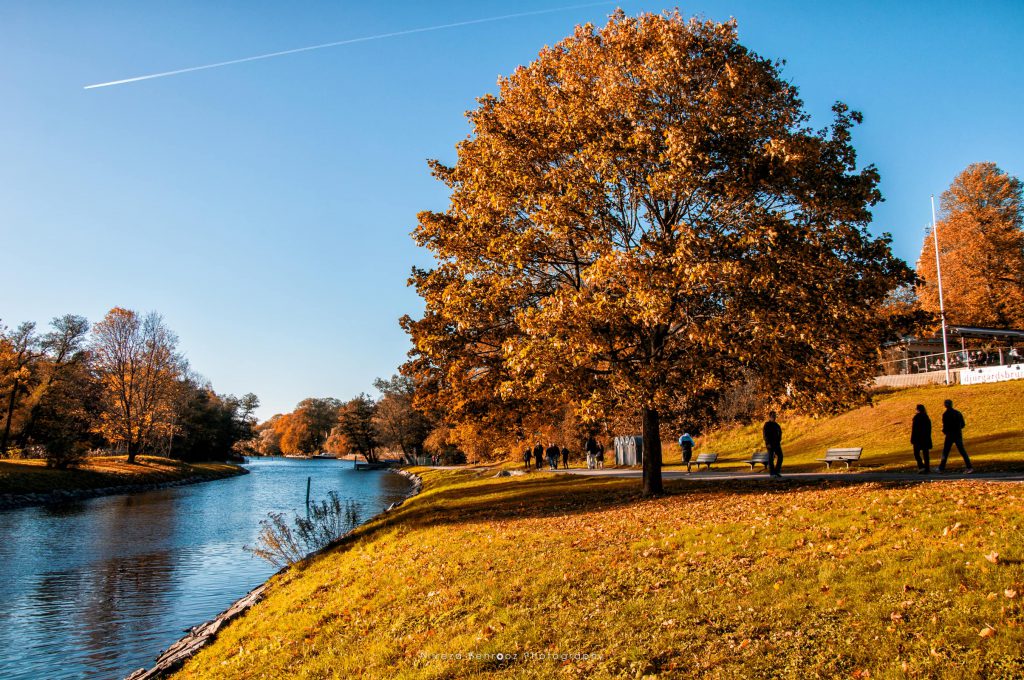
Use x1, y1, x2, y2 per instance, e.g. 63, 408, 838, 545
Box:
172, 467, 1024, 679
0, 455, 247, 510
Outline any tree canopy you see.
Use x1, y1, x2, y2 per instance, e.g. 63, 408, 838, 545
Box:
404, 10, 914, 493
917, 162, 1024, 328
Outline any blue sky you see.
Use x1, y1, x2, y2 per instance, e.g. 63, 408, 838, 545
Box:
2, 1, 1022, 419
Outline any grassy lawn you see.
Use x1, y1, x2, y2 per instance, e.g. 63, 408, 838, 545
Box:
176, 468, 1024, 679
678, 380, 1024, 473
0, 455, 244, 495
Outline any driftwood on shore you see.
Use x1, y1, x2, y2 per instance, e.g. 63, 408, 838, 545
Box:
125, 582, 269, 680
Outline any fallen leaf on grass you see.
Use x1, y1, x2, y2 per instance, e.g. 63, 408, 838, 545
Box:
979, 626, 996, 638
984, 552, 999, 564
1005, 589, 1018, 599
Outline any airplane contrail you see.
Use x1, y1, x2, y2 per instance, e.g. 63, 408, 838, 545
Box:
84, 2, 616, 90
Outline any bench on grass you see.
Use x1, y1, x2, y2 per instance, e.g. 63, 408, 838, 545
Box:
744, 451, 770, 471
687, 452, 718, 472
817, 447, 863, 470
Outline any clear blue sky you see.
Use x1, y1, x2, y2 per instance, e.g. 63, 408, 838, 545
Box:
2, 1, 1022, 420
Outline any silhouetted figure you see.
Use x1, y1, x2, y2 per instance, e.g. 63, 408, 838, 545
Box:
546, 442, 560, 470
762, 412, 783, 478
523, 447, 532, 470
584, 436, 599, 469
939, 399, 973, 474
595, 441, 605, 469
910, 404, 932, 474
561, 446, 569, 469
533, 443, 544, 470
678, 432, 695, 467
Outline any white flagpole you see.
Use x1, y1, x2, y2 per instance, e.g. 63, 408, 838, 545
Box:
931, 195, 951, 385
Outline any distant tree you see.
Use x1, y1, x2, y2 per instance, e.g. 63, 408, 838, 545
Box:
256, 415, 284, 456
405, 11, 914, 494
30, 358, 103, 469
91, 308, 184, 463
17, 315, 91, 450
372, 375, 432, 464
336, 394, 378, 462
917, 163, 1024, 328
0, 321, 39, 456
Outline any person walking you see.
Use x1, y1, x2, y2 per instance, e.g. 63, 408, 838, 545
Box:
561, 445, 570, 469
910, 404, 932, 474
584, 436, 599, 469
677, 432, 695, 469
595, 440, 605, 469
546, 442, 560, 470
763, 412, 784, 478
523, 446, 532, 470
533, 442, 544, 470
939, 399, 973, 474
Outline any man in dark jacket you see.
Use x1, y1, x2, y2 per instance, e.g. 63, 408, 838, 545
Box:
939, 399, 973, 474
910, 404, 932, 474
763, 412, 783, 478
523, 446, 532, 470
533, 442, 544, 470
546, 442, 560, 470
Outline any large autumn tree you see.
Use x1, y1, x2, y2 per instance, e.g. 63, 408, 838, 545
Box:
91, 308, 184, 463
406, 11, 913, 494
917, 162, 1024, 328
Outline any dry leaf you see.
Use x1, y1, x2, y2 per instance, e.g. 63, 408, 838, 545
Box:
979, 625, 996, 638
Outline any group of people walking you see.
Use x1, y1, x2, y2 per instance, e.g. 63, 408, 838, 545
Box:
523, 442, 570, 470
522, 398, 976, 476
522, 436, 606, 471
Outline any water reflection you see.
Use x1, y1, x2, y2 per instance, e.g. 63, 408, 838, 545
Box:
0, 458, 410, 680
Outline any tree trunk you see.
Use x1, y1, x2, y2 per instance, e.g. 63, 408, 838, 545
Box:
127, 440, 139, 464
1, 379, 21, 456
641, 405, 663, 496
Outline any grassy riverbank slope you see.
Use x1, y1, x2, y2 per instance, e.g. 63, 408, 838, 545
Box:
0, 455, 244, 496
177, 469, 1024, 679
689, 380, 1024, 472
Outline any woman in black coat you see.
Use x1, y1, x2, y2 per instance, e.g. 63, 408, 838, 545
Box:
911, 404, 933, 474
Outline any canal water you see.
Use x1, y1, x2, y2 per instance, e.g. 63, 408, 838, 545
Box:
0, 457, 411, 680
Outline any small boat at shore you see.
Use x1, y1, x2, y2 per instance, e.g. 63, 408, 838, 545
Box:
354, 461, 392, 470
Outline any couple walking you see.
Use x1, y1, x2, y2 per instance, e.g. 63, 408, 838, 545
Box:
911, 399, 973, 474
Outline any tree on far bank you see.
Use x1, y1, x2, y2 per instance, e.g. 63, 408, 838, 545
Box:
91, 308, 184, 464
1, 321, 40, 456
372, 374, 432, 464
917, 162, 1024, 328
405, 10, 914, 494
335, 394, 378, 462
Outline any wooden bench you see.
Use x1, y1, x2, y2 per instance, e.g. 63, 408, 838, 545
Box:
687, 452, 718, 472
817, 447, 863, 470
744, 451, 770, 471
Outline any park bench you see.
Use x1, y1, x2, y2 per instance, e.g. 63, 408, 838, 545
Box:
744, 451, 770, 471
817, 447, 863, 470
687, 452, 718, 472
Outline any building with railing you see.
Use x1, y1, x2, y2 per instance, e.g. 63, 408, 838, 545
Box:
876, 326, 1024, 388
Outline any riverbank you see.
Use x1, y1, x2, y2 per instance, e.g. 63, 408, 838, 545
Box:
0, 456, 247, 510
128, 468, 421, 680
172, 468, 1024, 679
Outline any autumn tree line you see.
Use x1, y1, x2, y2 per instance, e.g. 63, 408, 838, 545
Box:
252, 375, 441, 464
0, 307, 259, 468
396, 11, 1024, 494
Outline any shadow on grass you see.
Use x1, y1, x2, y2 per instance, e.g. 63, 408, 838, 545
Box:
298, 469, 976, 571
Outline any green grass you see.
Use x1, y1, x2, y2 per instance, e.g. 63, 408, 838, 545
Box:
0, 455, 244, 495
176, 468, 1024, 679
682, 380, 1024, 472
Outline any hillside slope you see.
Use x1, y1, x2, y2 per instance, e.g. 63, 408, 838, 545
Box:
692, 380, 1024, 471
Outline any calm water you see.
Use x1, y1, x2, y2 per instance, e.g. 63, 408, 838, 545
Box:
0, 457, 411, 680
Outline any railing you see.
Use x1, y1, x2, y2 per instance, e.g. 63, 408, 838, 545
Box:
878, 345, 1024, 376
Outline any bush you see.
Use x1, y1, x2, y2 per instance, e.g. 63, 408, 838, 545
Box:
245, 492, 362, 567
